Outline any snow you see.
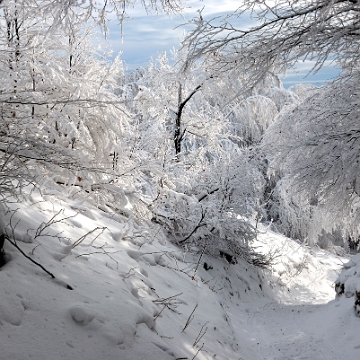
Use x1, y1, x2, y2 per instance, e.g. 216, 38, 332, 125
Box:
1, 186, 359, 360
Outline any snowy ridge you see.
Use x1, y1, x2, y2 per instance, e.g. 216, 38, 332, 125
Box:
0, 187, 262, 360
0, 187, 359, 360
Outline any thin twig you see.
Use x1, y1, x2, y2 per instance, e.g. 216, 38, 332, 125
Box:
177, 211, 206, 245
152, 292, 183, 304
4, 235, 73, 290
72, 226, 107, 248
193, 246, 206, 276
182, 303, 198, 333
191, 343, 204, 360
193, 322, 208, 347
153, 305, 167, 321
35, 209, 77, 238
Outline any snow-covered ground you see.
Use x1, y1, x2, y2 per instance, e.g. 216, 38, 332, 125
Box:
0, 186, 359, 360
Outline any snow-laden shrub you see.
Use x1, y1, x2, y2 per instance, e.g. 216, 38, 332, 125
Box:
149, 154, 267, 265
227, 95, 278, 146
149, 187, 258, 263
335, 254, 360, 316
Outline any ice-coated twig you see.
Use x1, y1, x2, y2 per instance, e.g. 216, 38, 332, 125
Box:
191, 343, 204, 360
193, 322, 208, 347
182, 303, 198, 333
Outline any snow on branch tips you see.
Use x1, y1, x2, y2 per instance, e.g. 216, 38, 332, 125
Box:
183, 0, 360, 91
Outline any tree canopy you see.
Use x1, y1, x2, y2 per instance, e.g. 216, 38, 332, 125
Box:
184, 0, 360, 89
181, 1, 360, 245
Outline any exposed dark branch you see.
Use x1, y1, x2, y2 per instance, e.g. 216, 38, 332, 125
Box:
177, 210, 207, 245
4, 234, 73, 290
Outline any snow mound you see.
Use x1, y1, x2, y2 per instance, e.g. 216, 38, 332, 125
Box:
69, 304, 104, 325
0, 187, 263, 360
254, 225, 347, 305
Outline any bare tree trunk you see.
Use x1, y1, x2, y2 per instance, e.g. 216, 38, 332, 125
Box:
4, 6, 21, 95
174, 83, 202, 159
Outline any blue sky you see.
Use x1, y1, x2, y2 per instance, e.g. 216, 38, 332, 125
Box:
104, 0, 340, 87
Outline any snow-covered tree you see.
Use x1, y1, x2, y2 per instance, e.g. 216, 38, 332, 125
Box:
262, 72, 360, 247
181, 1, 360, 251
125, 51, 228, 161
120, 50, 271, 262
0, 1, 140, 222
0, 0, 189, 222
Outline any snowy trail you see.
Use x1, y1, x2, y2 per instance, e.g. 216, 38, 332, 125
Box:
246, 302, 342, 360
226, 232, 354, 360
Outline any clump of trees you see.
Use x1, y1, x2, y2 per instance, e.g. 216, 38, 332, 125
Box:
0, 0, 267, 266
182, 0, 360, 251
122, 50, 268, 263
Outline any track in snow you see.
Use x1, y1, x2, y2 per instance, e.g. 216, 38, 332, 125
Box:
247, 302, 341, 360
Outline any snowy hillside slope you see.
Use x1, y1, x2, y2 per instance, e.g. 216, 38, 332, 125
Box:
0, 186, 358, 360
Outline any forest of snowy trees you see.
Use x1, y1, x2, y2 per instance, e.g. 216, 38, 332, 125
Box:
1, 0, 360, 270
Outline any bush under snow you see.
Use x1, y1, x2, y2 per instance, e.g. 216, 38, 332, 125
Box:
335, 254, 360, 316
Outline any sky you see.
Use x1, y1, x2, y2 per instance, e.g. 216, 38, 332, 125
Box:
104, 0, 340, 88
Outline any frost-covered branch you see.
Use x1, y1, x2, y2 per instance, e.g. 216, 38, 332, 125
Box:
262, 71, 360, 243
183, 0, 360, 89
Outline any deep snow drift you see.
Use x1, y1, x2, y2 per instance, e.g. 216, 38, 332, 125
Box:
0, 187, 359, 360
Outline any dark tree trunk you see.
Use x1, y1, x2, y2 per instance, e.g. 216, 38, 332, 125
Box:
174, 83, 202, 158
0, 233, 6, 268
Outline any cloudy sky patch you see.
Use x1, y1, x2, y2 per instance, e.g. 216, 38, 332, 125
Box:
102, 0, 339, 85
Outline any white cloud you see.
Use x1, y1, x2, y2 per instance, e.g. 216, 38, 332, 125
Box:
104, 13, 186, 69
104, 1, 243, 69
185, 0, 240, 16
100, 1, 339, 85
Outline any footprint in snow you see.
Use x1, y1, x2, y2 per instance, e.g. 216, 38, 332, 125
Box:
69, 304, 105, 326
126, 249, 140, 261
68, 219, 83, 228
